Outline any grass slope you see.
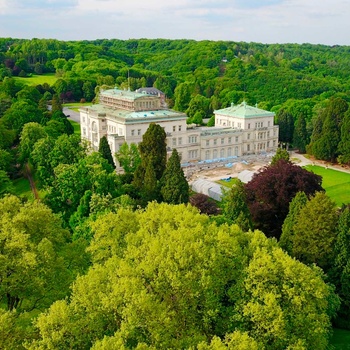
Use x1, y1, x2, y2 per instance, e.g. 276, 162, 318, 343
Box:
15, 73, 58, 86
304, 165, 350, 206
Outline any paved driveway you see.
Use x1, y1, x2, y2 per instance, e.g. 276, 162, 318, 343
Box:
63, 107, 80, 123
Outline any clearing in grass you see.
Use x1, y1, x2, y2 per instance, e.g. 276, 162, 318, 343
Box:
14, 73, 58, 86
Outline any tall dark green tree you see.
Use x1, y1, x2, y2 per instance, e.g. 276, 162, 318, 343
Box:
279, 191, 308, 255
293, 112, 309, 153
276, 108, 294, 146
138, 123, 167, 181
160, 149, 189, 204
309, 98, 348, 162
98, 136, 115, 169
337, 110, 350, 165
292, 192, 338, 270
331, 206, 350, 328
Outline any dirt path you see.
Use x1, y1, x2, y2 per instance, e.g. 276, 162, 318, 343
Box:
25, 163, 39, 200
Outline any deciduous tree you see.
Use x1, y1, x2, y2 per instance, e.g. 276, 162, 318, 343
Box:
245, 160, 323, 239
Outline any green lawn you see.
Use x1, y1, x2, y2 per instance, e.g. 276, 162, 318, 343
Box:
12, 177, 33, 200
69, 120, 81, 136
331, 328, 350, 349
304, 165, 350, 206
217, 177, 240, 188
14, 73, 58, 86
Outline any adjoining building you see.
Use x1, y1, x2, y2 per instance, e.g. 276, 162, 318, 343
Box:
80, 88, 279, 168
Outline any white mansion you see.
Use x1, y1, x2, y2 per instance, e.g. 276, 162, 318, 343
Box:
80, 88, 279, 167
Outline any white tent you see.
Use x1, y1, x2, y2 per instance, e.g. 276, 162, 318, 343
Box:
238, 170, 255, 183
191, 179, 223, 201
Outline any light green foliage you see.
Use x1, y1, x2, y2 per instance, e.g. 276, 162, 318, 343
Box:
46, 152, 120, 220
197, 332, 261, 350
241, 245, 338, 350
160, 149, 189, 204
292, 192, 338, 269
271, 148, 290, 165
0, 148, 13, 172
115, 142, 141, 174
220, 179, 252, 231
18, 122, 47, 162
280, 191, 308, 254
30, 203, 336, 349
2, 99, 43, 134
0, 170, 14, 197
0, 195, 72, 311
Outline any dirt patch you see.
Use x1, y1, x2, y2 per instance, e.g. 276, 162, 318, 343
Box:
188, 158, 269, 182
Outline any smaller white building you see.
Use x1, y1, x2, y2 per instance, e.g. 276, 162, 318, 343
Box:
80, 88, 279, 168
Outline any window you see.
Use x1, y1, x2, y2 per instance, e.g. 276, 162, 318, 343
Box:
228, 137, 232, 143
220, 149, 225, 158
179, 125, 182, 131
138, 129, 141, 135
221, 138, 225, 145
248, 123, 250, 129
235, 146, 239, 156
172, 138, 177, 146
131, 130, 135, 136
213, 149, 218, 159
247, 133, 250, 140
83, 127, 86, 136
178, 137, 182, 145
189, 135, 197, 143
247, 144, 250, 151
188, 150, 198, 159
214, 139, 217, 146
268, 121, 271, 127
82, 117, 86, 123
238, 123, 242, 128
206, 140, 210, 146
235, 136, 239, 142
173, 125, 176, 132
227, 148, 232, 157
267, 131, 270, 137
205, 150, 210, 160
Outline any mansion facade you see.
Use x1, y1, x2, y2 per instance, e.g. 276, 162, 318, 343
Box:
80, 88, 279, 167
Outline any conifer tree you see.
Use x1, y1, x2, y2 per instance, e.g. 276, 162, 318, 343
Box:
292, 192, 338, 269
270, 147, 290, 165
98, 136, 115, 169
293, 113, 309, 153
279, 191, 308, 254
143, 159, 159, 203
138, 123, 167, 181
160, 149, 189, 204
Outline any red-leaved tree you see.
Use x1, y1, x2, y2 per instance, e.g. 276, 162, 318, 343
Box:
245, 159, 323, 239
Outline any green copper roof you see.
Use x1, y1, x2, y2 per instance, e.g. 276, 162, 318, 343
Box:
215, 101, 275, 119
100, 88, 157, 101
81, 104, 186, 123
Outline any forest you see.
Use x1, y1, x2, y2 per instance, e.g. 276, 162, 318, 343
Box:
1, 37, 350, 349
